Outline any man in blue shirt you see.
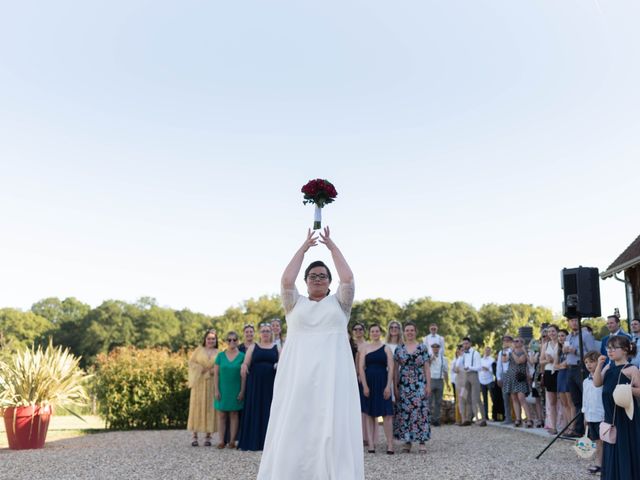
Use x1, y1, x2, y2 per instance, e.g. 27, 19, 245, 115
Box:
630, 318, 640, 368
599, 315, 632, 358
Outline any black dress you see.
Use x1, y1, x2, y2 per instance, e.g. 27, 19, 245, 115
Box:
238, 344, 278, 451
601, 363, 640, 480
361, 346, 393, 417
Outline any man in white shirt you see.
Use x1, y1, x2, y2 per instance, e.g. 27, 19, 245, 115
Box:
496, 335, 513, 424
460, 337, 486, 426
429, 343, 449, 427
423, 323, 445, 356
631, 318, 640, 368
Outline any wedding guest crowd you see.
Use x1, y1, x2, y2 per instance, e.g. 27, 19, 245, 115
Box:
186, 312, 640, 476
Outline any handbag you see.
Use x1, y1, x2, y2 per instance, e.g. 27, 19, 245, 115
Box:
599, 421, 616, 444
573, 434, 596, 459
599, 363, 630, 444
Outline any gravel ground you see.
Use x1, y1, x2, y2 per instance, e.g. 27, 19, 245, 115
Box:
0, 423, 596, 480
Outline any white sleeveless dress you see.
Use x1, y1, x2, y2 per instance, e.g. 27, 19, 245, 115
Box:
257, 282, 364, 480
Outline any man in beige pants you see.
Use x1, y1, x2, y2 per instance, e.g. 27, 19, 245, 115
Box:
461, 337, 487, 426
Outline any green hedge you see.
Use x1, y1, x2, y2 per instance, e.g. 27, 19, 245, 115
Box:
93, 347, 189, 429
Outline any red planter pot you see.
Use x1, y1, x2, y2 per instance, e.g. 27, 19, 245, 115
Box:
3, 405, 52, 450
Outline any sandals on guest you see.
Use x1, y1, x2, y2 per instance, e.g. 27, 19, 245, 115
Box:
525, 420, 533, 428
191, 439, 199, 447
216, 442, 226, 449
386, 449, 394, 455
402, 443, 411, 453
514, 420, 522, 427
418, 443, 427, 454
588, 466, 601, 474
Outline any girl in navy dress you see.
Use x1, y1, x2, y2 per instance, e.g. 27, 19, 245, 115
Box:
238, 323, 280, 451
593, 335, 640, 479
359, 324, 394, 454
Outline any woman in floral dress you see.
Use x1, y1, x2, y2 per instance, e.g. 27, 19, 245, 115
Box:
393, 321, 431, 453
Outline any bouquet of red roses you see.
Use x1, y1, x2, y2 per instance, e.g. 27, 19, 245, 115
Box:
301, 178, 338, 230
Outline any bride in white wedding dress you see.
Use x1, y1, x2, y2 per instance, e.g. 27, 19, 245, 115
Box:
257, 227, 364, 480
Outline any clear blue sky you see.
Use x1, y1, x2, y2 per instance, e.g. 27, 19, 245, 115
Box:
1, 1, 638, 321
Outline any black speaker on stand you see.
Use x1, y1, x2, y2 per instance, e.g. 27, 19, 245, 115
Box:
561, 266, 601, 318
537, 266, 602, 460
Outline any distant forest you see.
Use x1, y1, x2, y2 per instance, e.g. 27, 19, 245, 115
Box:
0, 295, 607, 367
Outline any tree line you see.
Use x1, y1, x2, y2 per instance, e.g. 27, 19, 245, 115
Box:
0, 294, 590, 367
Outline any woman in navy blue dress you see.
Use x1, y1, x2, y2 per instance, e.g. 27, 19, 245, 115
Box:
359, 324, 394, 454
238, 322, 280, 451
593, 335, 640, 479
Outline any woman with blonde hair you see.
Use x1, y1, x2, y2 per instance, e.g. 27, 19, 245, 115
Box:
555, 329, 575, 434
187, 329, 219, 446
540, 325, 560, 433
214, 331, 245, 449
238, 322, 280, 451
385, 320, 403, 356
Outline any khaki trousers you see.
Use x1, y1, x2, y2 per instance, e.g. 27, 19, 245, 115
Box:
463, 370, 486, 422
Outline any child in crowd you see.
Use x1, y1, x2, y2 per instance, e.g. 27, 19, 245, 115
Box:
593, 335, 640, 479
581, 351, 604, 475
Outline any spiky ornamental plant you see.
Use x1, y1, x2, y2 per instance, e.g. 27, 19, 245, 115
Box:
0, 341, 91, 418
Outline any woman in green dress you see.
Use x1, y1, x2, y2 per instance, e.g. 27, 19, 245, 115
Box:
213, 331, 245, 448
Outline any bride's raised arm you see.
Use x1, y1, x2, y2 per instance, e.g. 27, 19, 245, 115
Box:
319, 227, 353, 284
281, 229, 318, 289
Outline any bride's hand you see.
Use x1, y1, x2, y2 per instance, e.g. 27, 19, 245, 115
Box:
318, 226, 336, 250
301, 229, 318, 253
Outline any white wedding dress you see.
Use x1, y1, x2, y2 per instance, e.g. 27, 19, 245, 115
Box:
257, 282, 364, 480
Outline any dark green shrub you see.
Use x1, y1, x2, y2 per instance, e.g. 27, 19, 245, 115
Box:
93, 347, 189, 429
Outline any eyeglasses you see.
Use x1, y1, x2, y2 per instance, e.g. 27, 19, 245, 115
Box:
259, 322, 271, 327
307, 273, 329, 281
243, 324, 254, 330
226, 338, 238, 342
389, 325, 400, 329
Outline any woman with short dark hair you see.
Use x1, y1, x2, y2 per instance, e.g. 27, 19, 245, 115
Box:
257, 228, 363, 479
502, 337, 533, 427
351, 321, 369, 444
